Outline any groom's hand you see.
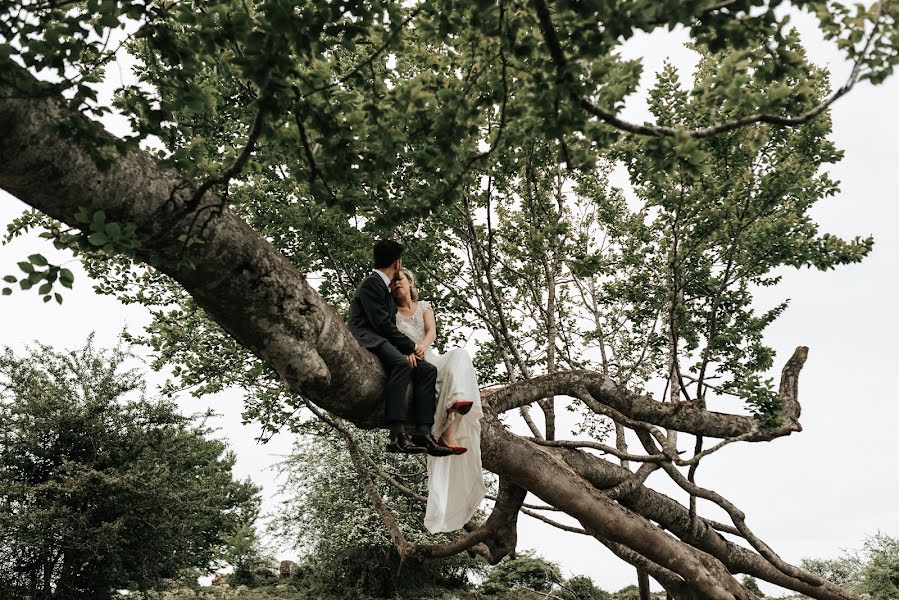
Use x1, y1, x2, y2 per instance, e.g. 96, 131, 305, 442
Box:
414, 345, 425, 359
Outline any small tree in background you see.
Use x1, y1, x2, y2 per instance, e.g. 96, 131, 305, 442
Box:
741, 575, 764, 597
858, 533, 899, 600
559, 575, 611, 600
611, 585, 640, 600
481, 550, 563, 594
803, 533, 899, 600
0, 338, 260, 599
222, 512, 273, 588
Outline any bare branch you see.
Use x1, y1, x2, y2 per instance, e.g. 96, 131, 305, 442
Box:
634, 428, 827, 588
189, 108, 265, 207
303, 399, 412, 557
520, 506, 588, 534
527, 436, 667, 464
484, 346, 808, 441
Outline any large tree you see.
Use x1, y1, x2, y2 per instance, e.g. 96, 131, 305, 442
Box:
0, 338, 260, 599
2, 1, 897, 599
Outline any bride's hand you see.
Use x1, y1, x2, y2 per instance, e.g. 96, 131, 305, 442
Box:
406, 353, 418, 367
414, 344, 426, 359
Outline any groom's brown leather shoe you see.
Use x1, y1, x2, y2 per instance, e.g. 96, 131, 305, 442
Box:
411, 433, 454, 457
386, 432, 427, 454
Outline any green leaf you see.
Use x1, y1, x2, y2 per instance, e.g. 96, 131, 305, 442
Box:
17, 261, 34, 274
28, 254, 48, 266
55, 293, 63, 305
60, 269, 74, 288
43, 295, 51, 303
98, 12, 120, 28
88, 232, 109, 246
92, 209, 106, 230
105, 222, 121, 239
38, 283, 52, 295
1, 288, 11, 296
2, 275, 16, 283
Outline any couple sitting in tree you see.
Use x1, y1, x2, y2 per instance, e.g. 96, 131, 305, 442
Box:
347, 239, 486, 533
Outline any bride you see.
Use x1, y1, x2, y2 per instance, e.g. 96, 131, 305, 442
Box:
392, 268, 486, 533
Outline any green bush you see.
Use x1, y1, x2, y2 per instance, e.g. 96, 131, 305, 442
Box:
741, 575, 764, 597
482, 550, 562, 593
298, 544, 474, 599
229, 566, 258, 588
611, 584, 640, 600
560, 575, 611, 600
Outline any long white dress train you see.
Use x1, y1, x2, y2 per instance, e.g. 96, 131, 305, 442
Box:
396, 300, 486, 533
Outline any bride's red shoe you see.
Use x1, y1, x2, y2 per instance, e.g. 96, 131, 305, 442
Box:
437, 436, 467, 455
447, 400, 474, 415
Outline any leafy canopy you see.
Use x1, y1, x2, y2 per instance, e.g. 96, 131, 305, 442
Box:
0, 1, 892, 425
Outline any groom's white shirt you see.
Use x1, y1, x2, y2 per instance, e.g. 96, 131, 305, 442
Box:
372, 269, 391, 288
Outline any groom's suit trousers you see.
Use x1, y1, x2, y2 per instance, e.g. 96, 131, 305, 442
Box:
374, 342, 437, 427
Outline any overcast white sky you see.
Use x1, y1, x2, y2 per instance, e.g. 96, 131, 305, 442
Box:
1, 8, 897, 597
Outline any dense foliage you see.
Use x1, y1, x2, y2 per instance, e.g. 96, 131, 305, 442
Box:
481, 550, 563, 593
0, 339, 260, 599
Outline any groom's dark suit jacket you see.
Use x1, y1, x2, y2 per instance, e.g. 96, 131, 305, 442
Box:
347, 272, 416, 355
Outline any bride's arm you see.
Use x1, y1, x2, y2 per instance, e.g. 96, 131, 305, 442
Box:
421, 305, 437, 351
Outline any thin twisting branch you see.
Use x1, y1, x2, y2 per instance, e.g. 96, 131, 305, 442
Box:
574, 386, 670, 449
527, 436, 667, 464
189, 108, 266, 207
291, 89, 339, 203
486, 493, 562, 512
634, 428, 827, 588
304, 400, 412, 557
520, 506, 588, 534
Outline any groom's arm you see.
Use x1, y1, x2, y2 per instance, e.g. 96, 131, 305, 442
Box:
357, 278, 416, 355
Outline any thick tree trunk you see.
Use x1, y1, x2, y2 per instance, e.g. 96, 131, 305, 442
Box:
0, 70, 852, 600
0, 75, 389, 427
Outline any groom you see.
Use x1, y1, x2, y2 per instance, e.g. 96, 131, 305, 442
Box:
347, 240, 452, 456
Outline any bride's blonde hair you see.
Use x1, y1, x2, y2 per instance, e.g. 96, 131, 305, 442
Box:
395, 267, 419, 301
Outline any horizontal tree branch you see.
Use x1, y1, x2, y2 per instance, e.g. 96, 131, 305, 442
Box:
485, 346, 807, 441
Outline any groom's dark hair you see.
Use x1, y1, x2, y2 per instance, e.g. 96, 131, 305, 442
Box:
373, 239, 404, 269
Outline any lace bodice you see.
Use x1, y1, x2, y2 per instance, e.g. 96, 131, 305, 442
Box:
396, 300, 430, 346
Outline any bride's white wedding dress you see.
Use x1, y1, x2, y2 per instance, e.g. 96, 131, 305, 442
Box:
396, 300, 486, 533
